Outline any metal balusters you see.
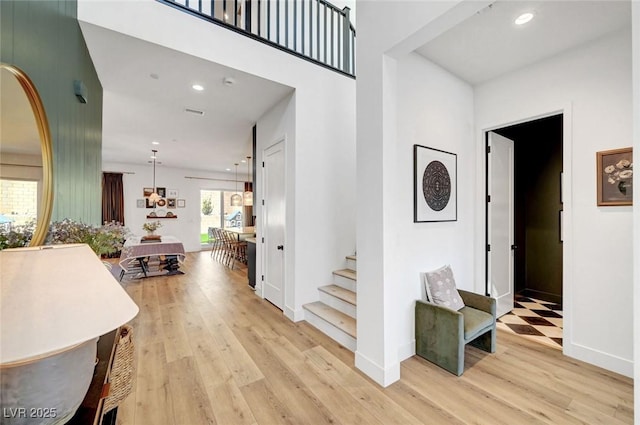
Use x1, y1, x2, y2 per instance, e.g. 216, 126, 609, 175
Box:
276, 0, 280, 44
342, 6, 350, 73
309, 0, 312, 56
323, 3, 326, 63
257, 0, 261, 36
156, 0, 355, 78
330, 8, 334, 66
301, 0, 305, 54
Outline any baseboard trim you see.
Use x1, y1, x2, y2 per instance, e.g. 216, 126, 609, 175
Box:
285, 305, 304, 322
354, 351, 400, 387
565, 341, 633, 378
520, 289, 562, 305
398, 340, 415, 362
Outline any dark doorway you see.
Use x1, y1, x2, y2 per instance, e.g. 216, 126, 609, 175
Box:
494, 114, 563, 305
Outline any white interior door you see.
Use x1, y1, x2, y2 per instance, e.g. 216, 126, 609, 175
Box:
262, 140, 285, 310
488, 131, 515, 318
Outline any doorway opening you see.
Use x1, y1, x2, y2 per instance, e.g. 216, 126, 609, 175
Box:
200, 189, 244, 246
486, 114, 564, 349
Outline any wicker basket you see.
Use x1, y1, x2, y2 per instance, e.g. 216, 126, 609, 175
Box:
103, 325, 135, 413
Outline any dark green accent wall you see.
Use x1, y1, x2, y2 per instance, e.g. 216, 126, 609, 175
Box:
496, 115, 563, 304
1, 0, 103, 225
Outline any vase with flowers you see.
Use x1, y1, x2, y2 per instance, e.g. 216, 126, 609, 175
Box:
142, 220, 162, 236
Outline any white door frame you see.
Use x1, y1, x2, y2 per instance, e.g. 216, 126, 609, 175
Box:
260, 137, 287, 311
479, 103, 573, 355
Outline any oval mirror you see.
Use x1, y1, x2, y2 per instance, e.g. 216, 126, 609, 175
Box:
0, 63, 53, 246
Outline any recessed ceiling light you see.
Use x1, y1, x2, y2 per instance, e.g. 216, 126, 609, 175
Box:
192, 84, 204, 91
241, 159, 247, 163
152, 141, 160, 145
225, 168, 231, 171
515, 12, 534, 25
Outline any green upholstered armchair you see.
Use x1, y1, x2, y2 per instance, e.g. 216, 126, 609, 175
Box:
415, 290, 496, 376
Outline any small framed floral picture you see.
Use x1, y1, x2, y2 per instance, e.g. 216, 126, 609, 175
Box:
597, 147, 633, 206
167, 189, 179, 198
167, 198, 176, 208
177, 199, 186, 208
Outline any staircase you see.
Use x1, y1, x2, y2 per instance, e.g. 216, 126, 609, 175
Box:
303, 255, 357, 351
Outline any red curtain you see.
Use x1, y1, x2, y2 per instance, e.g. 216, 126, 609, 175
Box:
102, 173, 125, 225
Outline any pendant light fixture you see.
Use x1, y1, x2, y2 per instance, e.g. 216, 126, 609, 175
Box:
230, 163, 242, 206
148, 150, 161, 205
243, 156, 253, 206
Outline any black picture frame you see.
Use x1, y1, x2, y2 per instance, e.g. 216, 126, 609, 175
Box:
414, 144, 457, 222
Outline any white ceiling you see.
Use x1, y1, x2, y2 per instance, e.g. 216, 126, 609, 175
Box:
80, 23, 293, 173
81, 1, 631, 174
415, 0, 631, 85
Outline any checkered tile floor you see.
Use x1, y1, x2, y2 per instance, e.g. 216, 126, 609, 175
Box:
497, 295, 563, 349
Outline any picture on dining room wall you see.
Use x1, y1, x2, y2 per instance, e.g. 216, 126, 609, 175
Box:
136, 199, 145, 208
177, 199, 186, 208
167, 189, 178, 198
143, 187, 154, 197
167, 198, 176, 208
414, 144, 457, 222
156, 187, 166, 198
596, 147, 633, 206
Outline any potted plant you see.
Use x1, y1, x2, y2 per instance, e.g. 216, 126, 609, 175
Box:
142, 220, 162, 236
47, 219, 130, 258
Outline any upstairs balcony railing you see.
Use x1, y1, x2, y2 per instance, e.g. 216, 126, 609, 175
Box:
158, 0, 355, 78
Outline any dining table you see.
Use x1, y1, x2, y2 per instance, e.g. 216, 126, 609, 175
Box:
118, 235, 186, 280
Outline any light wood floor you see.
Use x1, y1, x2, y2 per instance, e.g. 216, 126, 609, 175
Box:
114, 251, 633, 425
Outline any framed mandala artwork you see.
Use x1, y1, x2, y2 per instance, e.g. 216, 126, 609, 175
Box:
414, 145, 457, 222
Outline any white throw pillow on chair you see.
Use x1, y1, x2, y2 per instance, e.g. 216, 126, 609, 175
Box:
422, 265, 466, 311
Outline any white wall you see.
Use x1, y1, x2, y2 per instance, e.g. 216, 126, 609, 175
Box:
103, 161, 245, 253
355, 0, 471, 386
631, 0, 639, 414
475, 31, 633, 376
358, 0, 636, 386
81, 0, 356, 321
393, 52, 475, 360
254, 93, 297, 318
474, 29, 634, 376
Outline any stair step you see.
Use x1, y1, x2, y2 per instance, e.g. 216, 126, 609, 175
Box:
345, 255, 357, 270
319, 285, 356, 306
333, 268, 356, 281
304, 301, 356, 338
333, 268, 356, 292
